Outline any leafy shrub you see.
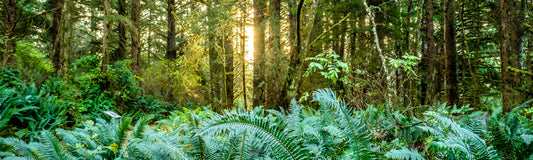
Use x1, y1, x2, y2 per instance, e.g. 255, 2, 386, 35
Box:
13, 41, 55, 77
304, 50, 349, 84
135, 95, 173, 120
70, 56, 142, 117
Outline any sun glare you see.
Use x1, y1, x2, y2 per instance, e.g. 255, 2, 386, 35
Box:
244, 26, 254, 62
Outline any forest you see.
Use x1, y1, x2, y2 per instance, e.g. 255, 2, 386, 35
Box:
0, 0, 533, 159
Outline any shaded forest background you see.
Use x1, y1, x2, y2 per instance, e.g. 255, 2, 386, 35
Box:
1, 0, 533, 113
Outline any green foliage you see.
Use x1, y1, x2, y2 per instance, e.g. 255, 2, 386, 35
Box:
0, 68, 70, 140
142, 59, 209, 104
305, 50, 349, 83
385, 147, 425, 160
1, 87, 533, 160
390, 52, 420, 76
312, 89, 372, 159
14, 41, 55, 74
486, 99, 533, 159
0, 68, 22, 87
200, 107, 307, 159
1, 116, 190, 160
71, 56, 146, 117
134, 95, 173, 119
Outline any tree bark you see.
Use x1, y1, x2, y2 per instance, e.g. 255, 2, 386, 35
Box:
500, 0, 512, 111
225, 34, 234, 110
507, 0, 525, 110
279, 0, 298, 108
131, 0, 141, 74
241, 3, 248, 108
2, 0, 17, 66
445, 0, 458, 105
166, 0, 177, 59
51, 0, 64, 72
266, 0, 281, 109
253, 0, 266, 107
424, 0, 436, 104
90, 0, 97, 55
114, 0, 127, 62
102, 0, 110, 73
208, 6, 226, 112
59, 0, 72, 76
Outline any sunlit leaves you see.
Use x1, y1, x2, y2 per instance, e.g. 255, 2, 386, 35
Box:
304, 50, 349, 83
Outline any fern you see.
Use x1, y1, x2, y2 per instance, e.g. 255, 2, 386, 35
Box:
486, 100, 533, 159
385, 147, 425, 160
1, 137, 44, 159
38, 130, 74, 160
199, 108, 307, 160
420, 113, 501, 159
125, 131, 189, 160
133, 115, 153, 139
312, 88, 372, 160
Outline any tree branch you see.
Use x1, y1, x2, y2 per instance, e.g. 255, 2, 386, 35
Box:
307, 12, 351, 48
507, 66, 533, 76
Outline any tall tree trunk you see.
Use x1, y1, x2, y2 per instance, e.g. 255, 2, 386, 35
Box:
208, 6, 226, 112
500, 0, 512, 111
266, 0, 281, 109
102, 0, 110, 73
90, 0, 97, 55
241, 3, 248, 108
2, 0, 17, 66
296, 0, 319, 99
225, 34, 234, 110
507, 0, 525, 110
131, 0, 141, 74
279, 0, 298, 108
445, 0, 458, 105
346, 14, 357, 106
59, 0, 72, 76
527, 31, 532, 100
424, 0, 436, 105
115, 0, 127, 62
333, 11, 347, 94
167, 0, 177, 59
337, 19, 346, 94
51, 0, 64, 73
253, 0, 266, 107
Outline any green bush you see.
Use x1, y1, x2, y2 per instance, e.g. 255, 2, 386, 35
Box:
70, 56, 142, 117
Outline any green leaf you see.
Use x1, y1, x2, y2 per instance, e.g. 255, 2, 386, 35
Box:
521, 134, 533, 145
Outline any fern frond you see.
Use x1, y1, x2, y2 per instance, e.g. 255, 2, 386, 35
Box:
133, 115, 153, 139
312, 88, 372, 160
238, 130, 247, 160
39, 130, 73, 160
126, 131, 189, 160
199, 108, 307, 160
117, 117, 132, 146
1, 137, 44, 159
385, 147, 425, 160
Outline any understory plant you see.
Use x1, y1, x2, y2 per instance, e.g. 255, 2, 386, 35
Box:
0, 88, 532, 160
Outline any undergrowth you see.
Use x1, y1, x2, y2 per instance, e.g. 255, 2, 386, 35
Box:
1, 62, 532, 159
